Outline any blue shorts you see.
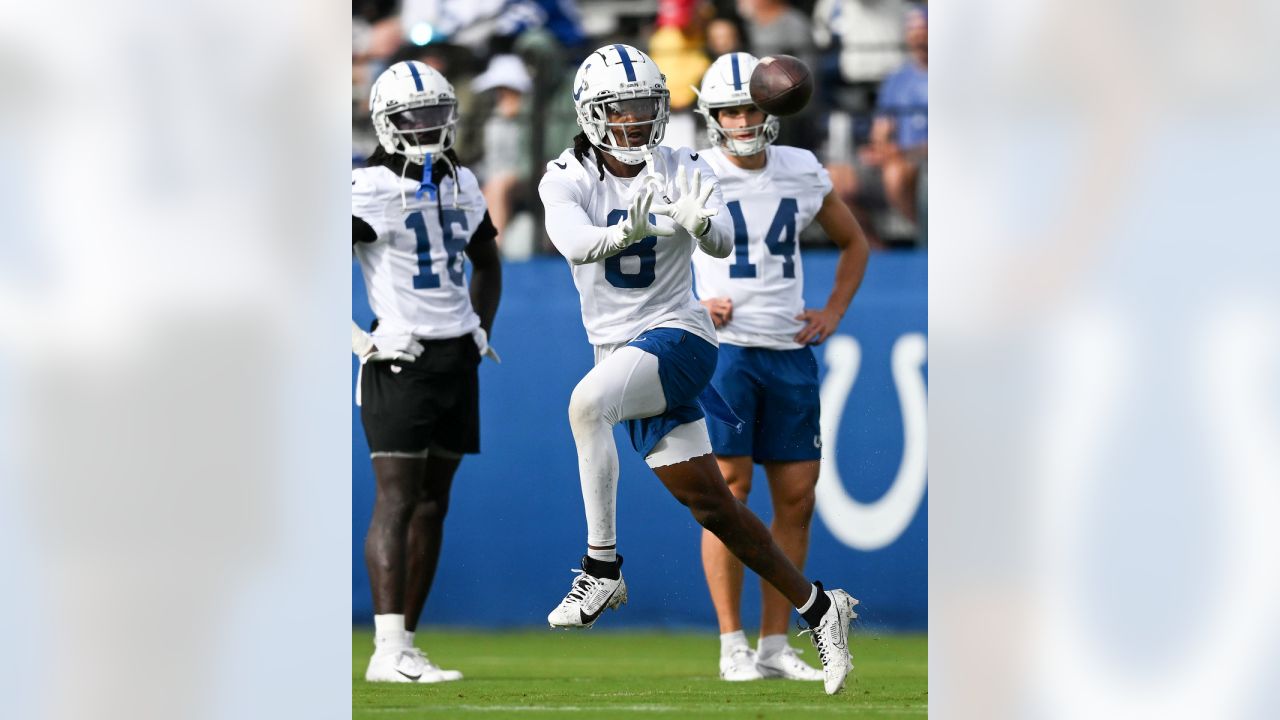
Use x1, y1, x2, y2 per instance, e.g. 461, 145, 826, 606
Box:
623, 328, 718, 457
707, 343, 822, 463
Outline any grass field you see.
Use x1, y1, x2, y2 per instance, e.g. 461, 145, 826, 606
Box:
353, 628, 927, 719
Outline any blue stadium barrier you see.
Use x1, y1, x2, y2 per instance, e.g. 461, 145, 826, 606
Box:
353, 249, 927, 630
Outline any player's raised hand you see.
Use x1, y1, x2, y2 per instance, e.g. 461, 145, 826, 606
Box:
618, 188, 675, 244
652, 165, 718, 237
794, 307, 842, 345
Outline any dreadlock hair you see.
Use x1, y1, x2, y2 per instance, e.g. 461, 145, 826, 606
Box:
572, 131, 607, 181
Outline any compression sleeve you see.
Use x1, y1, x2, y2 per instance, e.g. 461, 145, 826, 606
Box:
537, 173, 629, 265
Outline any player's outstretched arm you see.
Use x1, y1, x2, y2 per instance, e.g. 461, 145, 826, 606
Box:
539, 175, 672, 265
794, 190, 871, 345
657, 159, 734, 258
652, 166, 725, 253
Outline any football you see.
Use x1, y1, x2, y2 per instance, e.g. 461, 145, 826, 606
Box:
749, 55, 813, 117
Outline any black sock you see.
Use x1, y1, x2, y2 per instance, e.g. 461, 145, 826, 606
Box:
800, 581, 832, 628
582, 553, 623, 580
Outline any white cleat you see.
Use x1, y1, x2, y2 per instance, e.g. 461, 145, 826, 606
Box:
801, 589, 859, 695
406, 646, 463, 683
547, 560, 628, 629
365, 647, 432, 683
756, 645, 824, 681
719, 646, 765, 681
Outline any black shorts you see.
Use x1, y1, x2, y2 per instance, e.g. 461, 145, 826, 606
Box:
359, 335, 480, 455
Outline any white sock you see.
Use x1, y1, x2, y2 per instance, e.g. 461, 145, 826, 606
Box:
373, 614, 407, 651
404, 630, 416, 648
719, 629, 750, 657
587, 546, 617, 563
758, 634, 790, 660
797, 584, 820, 614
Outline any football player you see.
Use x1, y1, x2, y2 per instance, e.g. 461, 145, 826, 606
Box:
537, 44, 858, 695
352, 61, 502, 683
691, 52, 871, 682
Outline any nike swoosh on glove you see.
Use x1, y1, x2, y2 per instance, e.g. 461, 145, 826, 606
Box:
652, 165, 717, 237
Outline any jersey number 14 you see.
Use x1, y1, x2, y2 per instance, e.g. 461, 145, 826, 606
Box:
727, 198, 798, 279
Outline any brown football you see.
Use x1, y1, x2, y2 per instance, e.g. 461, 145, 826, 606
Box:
749, 55, 813, 117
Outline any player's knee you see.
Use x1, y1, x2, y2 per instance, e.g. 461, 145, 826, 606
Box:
374, 483, 418, 521
777, 490, 816, 524
722, 469, 752, 501
568, 380, 608, 430
685, 489, 735, 532
414, 494, 450, 524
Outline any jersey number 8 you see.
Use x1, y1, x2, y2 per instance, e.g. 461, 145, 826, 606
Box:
604, 208, 658, 289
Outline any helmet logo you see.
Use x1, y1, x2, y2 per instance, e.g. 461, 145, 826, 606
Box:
573, 64, 591, 101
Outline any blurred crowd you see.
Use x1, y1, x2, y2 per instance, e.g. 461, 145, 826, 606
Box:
353, 0, 928, 257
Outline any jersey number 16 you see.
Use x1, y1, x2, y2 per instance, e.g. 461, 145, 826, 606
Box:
405, 209, 469, 289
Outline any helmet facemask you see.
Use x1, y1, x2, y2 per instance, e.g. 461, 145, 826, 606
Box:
579, 91, 670, 166
700, 102, 778, 157
374, 100, 458, 165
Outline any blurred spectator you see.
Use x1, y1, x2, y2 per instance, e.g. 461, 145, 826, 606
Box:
812, 0, 909, 94
811, 0, 908, 158
472, 54, 534, 236
866, 5, 926, 224
651, 0, 711, 150
737, 0, 816, 70
736, 0, 819, 151
818, 3, 924, 247
705, 16, 746, 57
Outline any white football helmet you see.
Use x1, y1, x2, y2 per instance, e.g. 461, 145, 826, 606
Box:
696, 52, 779, 157
370, 61, 459, 165
573, 44, 670, 166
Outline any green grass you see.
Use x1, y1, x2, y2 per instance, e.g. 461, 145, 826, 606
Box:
353, 628, 927, 719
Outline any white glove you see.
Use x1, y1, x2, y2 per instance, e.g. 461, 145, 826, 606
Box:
652, 165, 717, 237
351, 322, 422, 363
605, 188, 675, 250
471, 327, 502, 364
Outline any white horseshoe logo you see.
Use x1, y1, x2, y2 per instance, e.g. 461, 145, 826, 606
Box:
815, 333, 928, 551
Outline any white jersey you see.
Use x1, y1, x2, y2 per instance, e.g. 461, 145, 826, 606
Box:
691, 146, 832, 350
352, 162, 489, 350
538, 145, 735, 347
